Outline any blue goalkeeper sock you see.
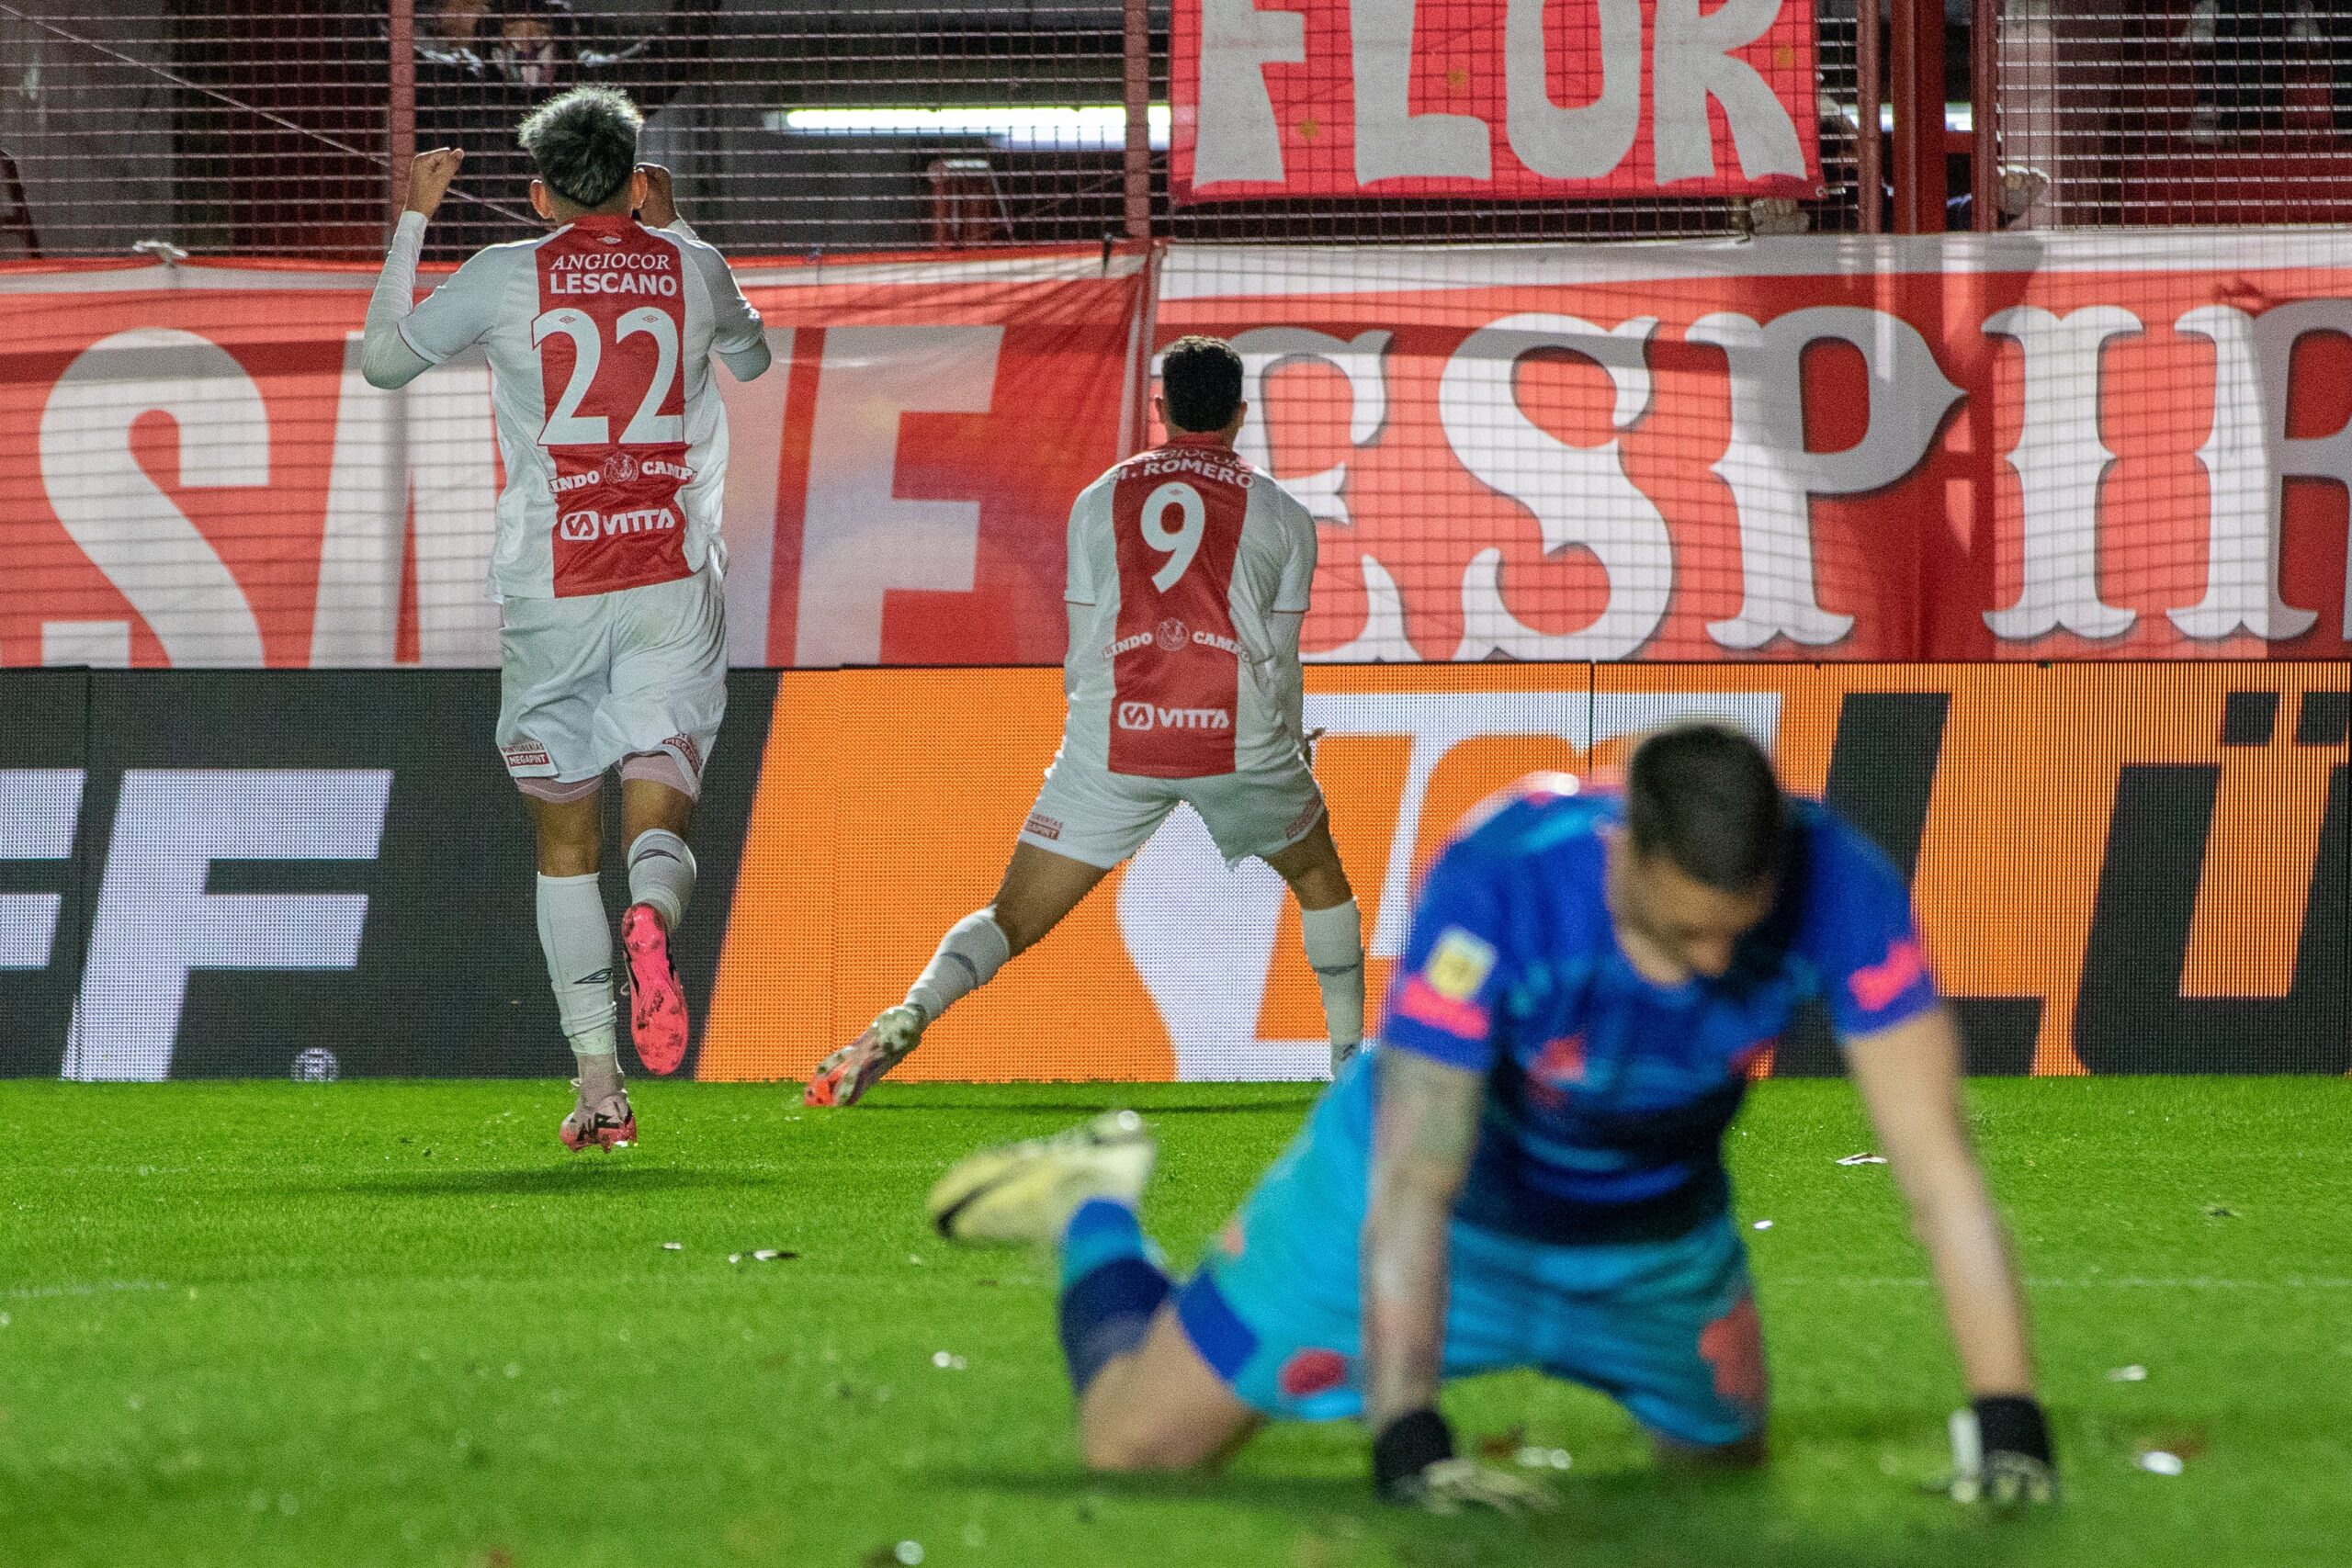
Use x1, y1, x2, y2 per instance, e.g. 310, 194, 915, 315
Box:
1057, 1198, 1170, 1396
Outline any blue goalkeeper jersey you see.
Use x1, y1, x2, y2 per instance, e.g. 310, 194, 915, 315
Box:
1348, 776, 1939, 1245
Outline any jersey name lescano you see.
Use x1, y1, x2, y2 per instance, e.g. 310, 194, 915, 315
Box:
394, 213, 764, 599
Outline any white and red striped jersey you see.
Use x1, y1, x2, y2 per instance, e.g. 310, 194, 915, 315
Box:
1062, 435, 1318, 778
392, 213, 763, 599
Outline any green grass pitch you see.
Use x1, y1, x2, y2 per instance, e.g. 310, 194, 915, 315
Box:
1, 1077, 2345, 1568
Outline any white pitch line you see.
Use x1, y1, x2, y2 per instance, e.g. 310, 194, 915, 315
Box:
1776, 1276, 2352, 1291
4, 1280, 174, 1301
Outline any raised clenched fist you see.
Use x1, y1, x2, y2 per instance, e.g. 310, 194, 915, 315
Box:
635, 163, 678, 229
403, 147, 465, 220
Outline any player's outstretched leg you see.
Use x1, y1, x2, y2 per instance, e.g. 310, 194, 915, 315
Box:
528, 788, 637, 1151
808, 844, 1108, 1107
618, 772, 698, 1076
929, 1112, 1259, 1471
1264, 820, 1364, 1077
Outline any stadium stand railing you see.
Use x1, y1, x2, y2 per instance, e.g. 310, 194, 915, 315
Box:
6, 0, 2346, 263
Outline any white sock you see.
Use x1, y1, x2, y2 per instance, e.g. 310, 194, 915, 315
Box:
1301, 899, 1365, 1067
571, 1021, 623, 1101
903, 911, 1012, 1024
537, 872, 617, 1089
627, 829, 696, 931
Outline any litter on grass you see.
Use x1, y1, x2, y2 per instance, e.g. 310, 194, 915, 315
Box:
2136, 1450, 2186, 1476
1752, 1220, 1774, 1231
1837, 1153, 1888, 1166
661, 1242, 683, 1251
931, 1351, 967, 1371
2109, 1364, 2149, 1382
1514, 1447, 1572, 1471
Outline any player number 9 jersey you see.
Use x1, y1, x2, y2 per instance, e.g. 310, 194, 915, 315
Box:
1062, 436, 1317, 778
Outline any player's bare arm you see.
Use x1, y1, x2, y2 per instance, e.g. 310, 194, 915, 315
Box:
1363, 1046, 1476, 1428
1363, 1049, 1551, 1512
1846, 1003, 2055, 1501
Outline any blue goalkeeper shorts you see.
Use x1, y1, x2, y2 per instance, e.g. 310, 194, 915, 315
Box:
1170, 1063, 1767, 1449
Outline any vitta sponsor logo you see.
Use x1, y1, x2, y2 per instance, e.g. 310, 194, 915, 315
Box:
557, 507, 679, 543
1116, 703, 1232, 732
605, 506, 678, 535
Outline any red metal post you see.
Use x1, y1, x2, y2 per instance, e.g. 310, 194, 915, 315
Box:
388, 0, 415, 233
1857, 0, 1883, 234
1890, 0, 1947, 232
1123, 0, 1150, 242
1971, 0, 1997, 230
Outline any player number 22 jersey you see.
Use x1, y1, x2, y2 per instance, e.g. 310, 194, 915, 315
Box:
1062, 436, 1317, 778
394, 213, 764, 600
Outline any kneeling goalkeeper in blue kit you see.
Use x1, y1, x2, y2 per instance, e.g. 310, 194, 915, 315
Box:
928, 723, 2055, 1509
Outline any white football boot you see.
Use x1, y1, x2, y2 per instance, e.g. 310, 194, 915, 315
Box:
926, 1111, 1158, 1247
804, 1004, 924, 1107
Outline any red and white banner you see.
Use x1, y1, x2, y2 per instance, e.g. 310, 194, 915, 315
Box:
6, 231, 2352, 668
1160, 232, 2352, 661
0, 249, 1144, 671
1171, 0, 1821, 203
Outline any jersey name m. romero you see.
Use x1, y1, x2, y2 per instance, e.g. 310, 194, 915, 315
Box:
1062, 435, 1317, 778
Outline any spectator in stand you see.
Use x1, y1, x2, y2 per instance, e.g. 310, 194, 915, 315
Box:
407, 0, 718, 256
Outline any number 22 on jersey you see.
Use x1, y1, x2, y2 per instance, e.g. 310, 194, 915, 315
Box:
530, 220, 695, 597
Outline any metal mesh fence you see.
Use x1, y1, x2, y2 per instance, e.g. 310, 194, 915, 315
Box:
6, 5, 2352, 258
3, 0, 1872, 262
1990, 0, 2352, 226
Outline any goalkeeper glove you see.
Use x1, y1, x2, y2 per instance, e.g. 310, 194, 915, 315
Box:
1945, 1395, 2058, 1505
1372, 1409, 1557, 1516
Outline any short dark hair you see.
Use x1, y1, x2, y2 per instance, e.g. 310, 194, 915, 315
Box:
1625, 723, 1786, 893
517, 85, 642, 210
1159, 335, 1245, 434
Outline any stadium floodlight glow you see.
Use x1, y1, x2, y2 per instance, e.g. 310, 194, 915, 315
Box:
766, 106, 1172, 151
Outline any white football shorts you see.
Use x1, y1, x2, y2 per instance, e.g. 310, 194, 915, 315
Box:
1017, 743, 1327, 870
494, 563, 726, 800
